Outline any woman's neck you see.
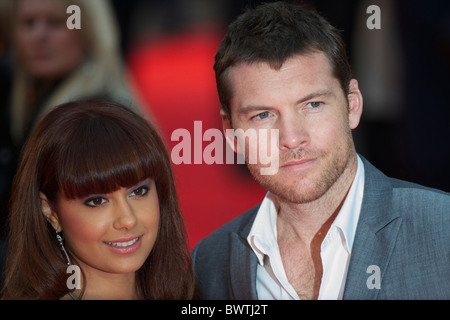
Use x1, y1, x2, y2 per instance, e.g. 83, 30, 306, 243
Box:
64, 266, 139, 300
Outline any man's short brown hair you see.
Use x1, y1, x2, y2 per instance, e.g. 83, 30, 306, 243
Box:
214, 1, 353, 118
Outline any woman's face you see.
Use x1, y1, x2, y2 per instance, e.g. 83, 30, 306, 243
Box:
15, 0, 85, 79
53, 178, 160, 277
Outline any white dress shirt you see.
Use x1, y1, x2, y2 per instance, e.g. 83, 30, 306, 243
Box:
247, 155, 365, 299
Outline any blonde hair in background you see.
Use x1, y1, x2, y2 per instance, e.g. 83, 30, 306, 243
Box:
10, 0, 142, 144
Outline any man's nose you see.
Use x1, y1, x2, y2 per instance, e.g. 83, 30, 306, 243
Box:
277, 113, 310, 151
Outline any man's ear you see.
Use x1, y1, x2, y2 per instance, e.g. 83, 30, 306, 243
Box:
220, 109, 243, 154
40, 192, 61, 232
347, 79, 363, 130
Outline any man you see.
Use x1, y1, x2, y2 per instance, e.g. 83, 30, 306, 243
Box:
192, 2, 450, 299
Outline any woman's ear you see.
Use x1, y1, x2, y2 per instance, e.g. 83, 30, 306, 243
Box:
40, 192, 61, 232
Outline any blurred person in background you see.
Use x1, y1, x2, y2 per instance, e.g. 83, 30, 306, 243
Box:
10, 0, 143, 145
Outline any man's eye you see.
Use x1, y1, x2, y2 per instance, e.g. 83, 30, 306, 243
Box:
308, 102, 322, 108
84, 197, 107, 208
253, 111, 270, 120
130, 186, 149, 197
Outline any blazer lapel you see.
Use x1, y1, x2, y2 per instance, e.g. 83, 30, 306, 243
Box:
343, 157, 402, 299
229, 233, 259, 299
228, 205, 260, 299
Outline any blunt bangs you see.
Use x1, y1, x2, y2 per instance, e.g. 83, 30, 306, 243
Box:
38, 100, 167, 201
60, 118, 160, 200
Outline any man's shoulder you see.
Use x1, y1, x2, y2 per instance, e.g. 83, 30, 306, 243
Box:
363, 157, 449, 233
388, 177, 449, 210
191, 203, 260, 292
193, 204, 260, 252
361, 155, 449, 212
387, 178, 450, 228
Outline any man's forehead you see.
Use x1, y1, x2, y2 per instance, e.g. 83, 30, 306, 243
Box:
227, 52, 334, 88
230, 51, 331, 73
228, 52, 335, 93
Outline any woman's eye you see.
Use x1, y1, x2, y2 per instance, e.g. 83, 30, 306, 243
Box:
130, 186, 149, 198
47, 17, 65, 28
84, 197, 107, 208
21, 17, 35, 29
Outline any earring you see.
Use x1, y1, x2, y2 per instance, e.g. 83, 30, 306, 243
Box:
56, 231, 80, 300
56, 231, 71, 266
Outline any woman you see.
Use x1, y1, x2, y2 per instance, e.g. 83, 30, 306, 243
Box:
1, 99, 196, 299
10, 0, 143, 145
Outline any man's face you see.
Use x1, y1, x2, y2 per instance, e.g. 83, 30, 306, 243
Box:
223, 52, 362, 204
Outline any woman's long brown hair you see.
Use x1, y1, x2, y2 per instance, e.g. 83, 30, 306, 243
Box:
1, 99, 196, 299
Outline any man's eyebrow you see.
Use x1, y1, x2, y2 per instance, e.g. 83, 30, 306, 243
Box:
237, 89, 336, 115
237, 105, 275, 115
295, 89, 335, 104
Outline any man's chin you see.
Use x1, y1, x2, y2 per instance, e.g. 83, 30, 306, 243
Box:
248, 166, 324, 204
247, 152, 352, 205
264, 179, 328, 204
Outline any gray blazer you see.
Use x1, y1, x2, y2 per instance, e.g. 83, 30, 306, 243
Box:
192, 156, 450, 299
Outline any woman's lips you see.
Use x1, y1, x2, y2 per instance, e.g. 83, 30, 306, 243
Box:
104, 236, 142, 254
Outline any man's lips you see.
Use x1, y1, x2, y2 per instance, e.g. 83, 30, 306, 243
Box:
280, 158, 316, 169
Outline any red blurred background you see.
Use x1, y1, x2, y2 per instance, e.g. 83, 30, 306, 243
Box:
127, 28, 266, 250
